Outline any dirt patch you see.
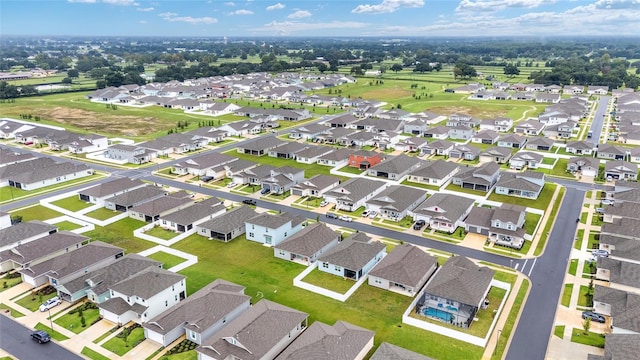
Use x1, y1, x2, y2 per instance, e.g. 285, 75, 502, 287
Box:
427, 106, 507, 120
360, 87, 413, 100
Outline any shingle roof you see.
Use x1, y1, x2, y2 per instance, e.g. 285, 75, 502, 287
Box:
371, 154, 421, 175
409, 160, 459, 180
110, 267, 185, 299
370, 342, 435, 360
325, 177, 386, 204
495, 172, 543, 192
276, 320, 374, 360
10, 162, 91, 184
0, 231, 87, 265
174, 153, 235, 171
105, 186, 167, 207
246, 211, 305, 229
422, 256, 494, 306
129, 194, 193, 217
601, 218, 640, 239
603, 333, 640, 360
594, 285, 640, 332
597, 257, 640, 288
0, 221, 58, 249
99, 296, 148, 316
276, 223, 340, 257
318, 236, 386, 271
368, 244, 437, 289
241, 135, 285, 151
79, 177, 145, 198
412, 193, 474, 223
160, 198, 224, 225
197, 205, 257, 234
366, 185, 426, 213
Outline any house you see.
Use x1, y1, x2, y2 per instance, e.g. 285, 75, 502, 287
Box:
99, 268, 186, 326
368, 244, 438, 297
407, 160, 459, 188
293, 146, 334, 164
184, 127, 228, 144
465, 204, 527, 249
452, 162, 501, 192
423, 126, 450, 140
514, 120, 545, 136
479, 147, 513, 164
509, 151, 544, 170
598, 144, 627, 161
471, 130, 500, 145
317, 232, 386, 281
497, 134, 527, 149
0, 221, 58, 252
316, 148, 352, 167
599, 234, 640, 264
237, 136, 285, 156
563, 85, 584, 95
367, 154, 422, 181
78, 177, 146, 206
543, 121, 578, 139
567, 157, 600, 177
245, 211, 306, 247
449, 144, 481, 161
1, 158, 93, 191
602, 201, 640, 223
593, 285, 640, 333
19, 241, 124, 288
365, 185, 427, 221
395, 137, 429, 152
535, 93, 561, 103
172, 153, 236, 176
103, 144, 156, 165
288, 123, 327, 140
232, 164, 276, 186
415, 256, 494, 328
317, 127, 358, 145
104, 185, 168, 212
596, 257, 640, 288
260, 166, 305, 195
323, 178, 387, 212
495, 171, 546, 199
325, 113, 360, 128
605, 161, 638, 180
290, 174, 341, 198
140, 133, 207, 156
370, 342, 435, 360
218, 120, 263, 136
589, 334, 640, 360
448, 126, 474, 140
524, 137, 555, 152
276, 321, 374, 360
196, 299, 308, 360
274, 223, 341, 265
196, 205, 257, 242
268, 142, 309, 160
420, 139, 455, 157
566, 141, 595, 156
0, 148, 35, 167
587, 86, 609, 95
479, 118, 513, 132
128, 191, 194, 223
348, 150, 384, 170
410, 193, 475, 233
159, 197, 226, 233
0, 231, 87, 273
143, 279, 250, 347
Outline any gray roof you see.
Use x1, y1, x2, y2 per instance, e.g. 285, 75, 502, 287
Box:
99, 296, 148, 316
464, 207, 494, 229
140, 133, 202, 151
474, 129, 499, 140
317, 148, 353, 162
129, 193, 193, 217
511, 151, 543, 163
0, 149, 34, 166
366, 185, 427, 213
276, 223, 340, 257
325, 177, 386, 204
276, 320, 374, 360
498, 133, 526, 144
197, 299, 308, 360
594, 285, 640, 333
291, 174, 340, 192
601, 218, 640, 239
110, 267, 185, 299
480, 146, 512, 158
246, 211, 305, 230
370, 342, 435, 360
318, 236, 385, 271
412, 193, 474, 223
495, 172, 543, 192
160, 198, 224, 225
10, 161, 91, 184
144, 279, 249, 335
371, 154, 421, 175
294, 145, 333, 159
597, 257, 640, 288
0, 221, 58, 249
603, 333, 640, 360
0, 231, 87, 265
423, 256, 494, 306
79, 177, 145, 198
0, 157, 56, 179
605, 160, 638, 174
174, 153, 235, 171
197, 205, 257, 233
525, 136, 555, 147
368, 244, 437, 289
599, 143, 626, 156
241, 135, 285, 151
223, 158, 257, 173
20, 241, 123, 279
600, 234, 640, 262
409, 160, 459, 180
271, 142, 309, 155
567, 156, 600, 168
105, 186, 167, 207
603, 202, 640, 221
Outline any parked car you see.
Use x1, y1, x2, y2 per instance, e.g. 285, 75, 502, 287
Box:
31, 330, 51, 344
201, 176, 214, 183
606, 176, 613, 182
413, 219, 426, 230
368, 210, 377, 219
39, 297, 61, 312
592, 249, 609, 257
582, 311, 606, 323
319, 200, 328, 207
595, 207, 604, 214
260, 188, 270, 195
326, 212, 339, 219
362, 209, 371, 217
226, 182, 237, 188
242, 199, 256, 206
601, 199, 614, 205
339, 215, 353, 222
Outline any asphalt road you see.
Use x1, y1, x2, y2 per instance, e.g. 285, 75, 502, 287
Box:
0, 315, 84, 360
588, 96, 610, 145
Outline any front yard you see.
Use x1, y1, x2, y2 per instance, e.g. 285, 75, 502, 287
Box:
102, 324, 146, 356
54, 302, 101, 334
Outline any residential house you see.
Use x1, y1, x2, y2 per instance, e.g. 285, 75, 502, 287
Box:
415, 256, 494, 328
465, 204, 527, 249
237, 136, 285, 156
543, 121, 578, 139
0, 148, 34, 167
103, 144, 156, 165
567, 157, 600, 177
479, 118, 513, 132
172, 153, 236, 176
290, 174, 341, 198
140, 133, 207, 156
598, 144, 627, 161
368, 244, 438, 297
448, 126, 475, 140
317, 232, 386, 281
196, 299, 308, 360
274, 223, 341, 265
497, 134, 527, 149
602, 201, 640, 223
245, 212, 305, 247
159, 197, 226, 233
588, 86, 609, 95
323, 178, 387, 212
196, 205, 257, 242
588, 334, 640, 360
183, 127, 228, 144
217, 120, 263, 137
99, 268, 186, 326
370, 342, 436, 360
325, 114, 360, 128
294, 146, 334, 164
128, 191, 194, 223
316, 148, 352, 167
524, 137, 555, 152
421, 139, 455, 157
348, 150, 383, 170
104, 185, 168, 212
605, 161, 638, 180
0, 231, 87, 273
0, 221, 58, 252
232, 164, 276, 186
78, 177, 146, 206
563, 85, 584, 95
366, 185, 427, 221
451, 162, 501, 192
479, 147, 513, 164
599, 233, 640, 264
495, 171, 546, 199
538, 111, 571, 126
406, 160, 460, 188
143, 279, 250, 347
396, 137, 429, 152
261, 166, 305, 195
566, 141, 595, 156
268, 142, 309, 160
288, 124, 327, 140
509, 151, 544, 170
317, 128, 358, 145
367, 154, 422, 181
0, 158, 93, 191
535, 93, 561, 103
471, 130, 500, 145
423, 126, 450, 140
410, 193, 475, 233
514, 120, 545, 136
449, 144, 481, 161
596, 257, 640, 288
276, 321, 374, 360
593, 285, 640, 334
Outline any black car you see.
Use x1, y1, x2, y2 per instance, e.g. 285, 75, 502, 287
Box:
242, 199, 256, 206
413, 219, 426, 230
326, 212, 339, 219
31, 330, 51, 344
582, 311, 606, 323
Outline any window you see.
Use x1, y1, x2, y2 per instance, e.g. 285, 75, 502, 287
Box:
165, 300, 168, 307
249, 232, 254, 237
334, 265, 341, 271
201, 228, 207, 234
190, 331, 197, 340
172, 285, 175, 291
127, 297, 130, 302
162, 220, 167, 225
279, 250, 285, 256
284, 232, 287, 237
175, 295, 178, 301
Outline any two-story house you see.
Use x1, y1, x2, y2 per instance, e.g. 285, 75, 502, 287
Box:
245, 211, 306, 247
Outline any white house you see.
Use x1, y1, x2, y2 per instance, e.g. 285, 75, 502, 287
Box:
245, 212, 305, 247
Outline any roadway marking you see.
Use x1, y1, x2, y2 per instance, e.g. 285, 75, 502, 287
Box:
514, 263, 519, 270
521, 259, 528, 271
528, 258, 537, 277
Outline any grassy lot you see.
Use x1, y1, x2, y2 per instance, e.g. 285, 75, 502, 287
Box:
491, 279, 530, 360
84, 218, 156, 254
523, 212, 542, 236
302, 268, 355, 294
580, 212, 588, 224
488, 183, 557, 210
85, 207, 121, 221
51, 195, 93, 212
15, 291, 58, 312
10, 204, 62, 222
591, 215, 603, 226
336, 165, 365, 175
55, 220, 83, 231
172, 233, 484, 359
34, 322, 69, 341
0, 274, 23, 292
54, 304, 101, 334
81, 347, 111, 360
583, 262, 597, 279
571, 328, 605, 348
0, 303, 25, 318
162, 350, 198, 360
541, 157, 556, 165
102, 325, 146, 356
534, 187, 566, 256
554, 325, 565, 339
577, 285, 591, 307
401, 179, 441, 191
587, 232, 600, 251
93, 326, 121, 344
444, 183, 487, 196
144, 226, 179, 240
381, 215, 414, 229
568, 259, 578, 276
561, 284, 573, 307
147, 251, 186, 270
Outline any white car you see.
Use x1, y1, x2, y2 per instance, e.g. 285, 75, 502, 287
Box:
368, 210, 377, 219
319, 200, 328, 207
226, 182, 237, 188
592, 249, 609, 258
339, 215, 353, 222
39, 297, 62, 312
362, 210, 371, 217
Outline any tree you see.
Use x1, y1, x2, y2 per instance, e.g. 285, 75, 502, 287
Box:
414, 63, 432, 73
504, 64, 520, 77
0, 81, 19, 99
453, 63, 477, 79
582, 317, 591, 334
67, 69, 79, 78
96, 80, 107, 89
61, 77, 73, 84
314, 62, 328, 73
390, 63, 403, 73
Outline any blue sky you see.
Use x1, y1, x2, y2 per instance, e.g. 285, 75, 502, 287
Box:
2, 0, 639, 37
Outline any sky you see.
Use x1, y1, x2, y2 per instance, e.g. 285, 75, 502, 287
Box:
1, 0, 639, 38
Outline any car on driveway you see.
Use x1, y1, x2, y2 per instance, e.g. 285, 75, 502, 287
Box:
31, 330, 51, 344
582, 311, 606, 323
242, 199, 256, 206
368, 210, 377, 219
592, 249, 609, 257
339, 215, 353, 222
39, 297, 61, 312
319, 200, 328, 207
595, 207, 604, 214
362, 209, 371, 217
413, 219, 426, 230
601, 199, 614, 205
226, 182, 237, 188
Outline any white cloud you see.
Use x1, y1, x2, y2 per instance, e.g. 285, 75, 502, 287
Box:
456, 0, 557, 12
67, 0, 140, 4
266, 2, 285, 10
67, 0, 97, 3
258, 20, 368, 35
159, 12, 217, 24
225, 1, 235, 5
158, 12, 177, 18
352, 0, 424, 14
287, 10, 312, 18
139, 20, 147, 24
231, 9, 254, 15
137, 7, 154, 11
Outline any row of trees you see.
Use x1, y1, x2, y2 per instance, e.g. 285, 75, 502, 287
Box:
529, 55, 640, 88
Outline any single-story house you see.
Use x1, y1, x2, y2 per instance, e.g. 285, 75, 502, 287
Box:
290, 174, 341, 198
195, 205, 257, 242
78, 177, 146, 206
406, 159, 460, 188
368, 244, 438, 297
317, 232, 386, 281
274, 223, 340, 266
494, 171, 546, 199
409, 193, 475, 233
323, 178, 387, 212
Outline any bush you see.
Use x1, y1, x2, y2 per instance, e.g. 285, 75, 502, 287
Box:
166, 339, 198, 355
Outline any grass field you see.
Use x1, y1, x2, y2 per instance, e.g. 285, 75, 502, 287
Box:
561, 284, 573, 307
34, 322, 69, 341
51, 195, 93, 212
144, 226, 179, 240
488, 183, 557, 210
54, 220, 83, 231
10, 204, 63, 222
84, 218, 156, 254
571, 328, 605, 348
81, 347, 111, 360
146, 251, 185, 270
102, 326, 146, 356
85, 207, 121, 221
301, 268, 355, 294
55, 305, 101, 334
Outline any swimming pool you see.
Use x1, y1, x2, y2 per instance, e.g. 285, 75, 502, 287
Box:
423, 307, 453, 322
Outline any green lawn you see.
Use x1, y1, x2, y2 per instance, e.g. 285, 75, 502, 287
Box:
561, 284, 573, 307
15, 291, 58, 312
302, 268, 355, 294
541, 157, 556, 165
54, 305, 101, 334
578, 285, 591, 307
0, 303, 25, 318
51, 195, 93, 212
523, 212, 542, 236
591, 215, 603, 226
554, 325, 565, 339
144, 226, 179, 240
54, 220, 83, 231
541, 158, 575, 179
336, 165, 365, 175
401, 179, 441, 191
488, 183, 557, 210
102, 326, 146, 356
534, 187, 566, 256
34, 322, 69, 341
574, 229, 585, 250
381, 215, 414, 229
0, 274, 23, 292
85, 207, 121, 221
444, 183, 487, 196
172, 233, 484, 359
491, 279, 530, 360
571, 328, 605, 348
580, 212, 589, 224
583, 261, 597, 279
146, 251, 185, 270
568, 259, 578, 276
587, 232, 600, 251
10, 204, 63, 222
162, 350, 198, 360
83, 218, 155, 254
81, 347, 111, 360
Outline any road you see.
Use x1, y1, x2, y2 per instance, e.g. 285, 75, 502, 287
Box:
588, 96, 610, 145
0, 315, 84, 360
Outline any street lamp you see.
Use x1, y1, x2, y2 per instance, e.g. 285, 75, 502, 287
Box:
48, 307, 54, 333
494, 328, 502, 357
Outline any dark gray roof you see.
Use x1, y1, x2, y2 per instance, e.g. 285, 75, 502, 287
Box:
0, 149, 34, 166
412, 193, 474, 223
511, 151, 543, 163
366, 185, 426, 213
409, 160, 459, 181
0, 157, 56, 179
602, 218, 640, 239
174, 153, 235, 171
105, 186, 167, 207
246, 211, 305, 230
276, 223, 340, 257
325, 177, 386, 204
317, 148, 353, 162
464, 207, 494, 229
110, 267, 185, 299
603, 202, 640, 221
223, 158, 257, 173
0, 221, 58, 248
594, 285, 640, 333
495, 172, 543, 192
368, 244, 437, 289
10, 162, 91, 184
276, 320, 374, 360
241, 135, 285, 151
597, 257, 640, 288
603, 333, 640, 360
79, 177, 145, 198
605, 160, 638, 174
291, 175, 340, 192
525, 136, 555, 147
160, 198, 224, 225
197, 205, 257, 233
480, 146, 512, 158
294, 145, 333, 159
129, 194, 193, 217
197, 299, 308, 360
370, 342, 435, 360
0, 231, 87, 265
318, 236, 385, 271
423, 256, 494, 306
99, 296, 148, 316
144, 279, 249, 335
371, 154, 421, 175
271, 142, 309, 155
600, 234, 640, 261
